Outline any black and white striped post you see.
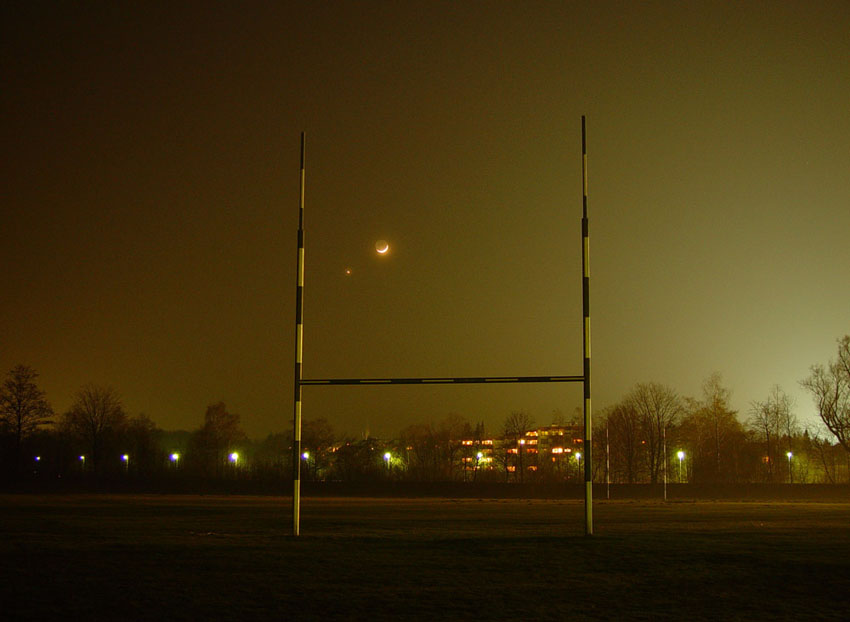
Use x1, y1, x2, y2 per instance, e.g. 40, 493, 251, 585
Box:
581, 115, 593, 536
292, 132, 306, 536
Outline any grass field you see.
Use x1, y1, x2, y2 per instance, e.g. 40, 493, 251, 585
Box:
2, 495, 849, 620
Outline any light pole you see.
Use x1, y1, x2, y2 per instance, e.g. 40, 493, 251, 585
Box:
605, 423, 610, 500
786, 451, 793, 483
662, 426, 667, 501
677, 451, 685, 483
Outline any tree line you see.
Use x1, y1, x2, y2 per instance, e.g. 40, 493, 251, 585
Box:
2, 336, 849, 486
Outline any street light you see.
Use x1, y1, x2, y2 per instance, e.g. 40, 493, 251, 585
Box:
170, 453, 180, 467
677, 451, 685, 483
302, 451, 309, 460
122, 454, 129, 473
229, 452, 239, 464
786, 451, 793, 483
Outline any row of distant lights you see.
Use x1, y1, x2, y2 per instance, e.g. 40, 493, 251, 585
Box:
39, 450, 797, 465
302, 451, 394, 462
32, 453, 185, 464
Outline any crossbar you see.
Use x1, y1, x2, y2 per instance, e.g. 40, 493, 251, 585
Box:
301, 375, 583, 385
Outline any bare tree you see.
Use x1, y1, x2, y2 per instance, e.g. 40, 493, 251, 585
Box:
805, 426, 838, 484
62, 385, 127, 472
123, 413, 163, 475
301, 418, 335, 480
678, 374, 746, 483
628, 383, 682, 484
503, 411, 534, 483
0, 365, 53, 471
188, 402, 246, 476
702, 373, 737, 476
437, 413, 471, 481
801, 336, 850, 453
749, 386, 793, 482
605, 401, 642, 483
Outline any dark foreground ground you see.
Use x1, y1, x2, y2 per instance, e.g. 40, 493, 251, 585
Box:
2, 495, 849, 621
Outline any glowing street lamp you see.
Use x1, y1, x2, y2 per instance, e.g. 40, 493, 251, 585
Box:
34, 456, 41, 462
170, 453, 180, 467
229, 452, 239, 465
786, 451, 793, 483
122, 454, 129, 472
302, 451, 310, 460
677, 451, 685, 482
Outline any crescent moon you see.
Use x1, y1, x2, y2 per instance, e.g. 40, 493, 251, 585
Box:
375, 240, 389, 254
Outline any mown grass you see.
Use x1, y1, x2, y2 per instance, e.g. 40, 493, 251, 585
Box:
2, 495, 849, 620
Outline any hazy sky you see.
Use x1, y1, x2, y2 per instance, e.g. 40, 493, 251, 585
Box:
3, 1, 849, 438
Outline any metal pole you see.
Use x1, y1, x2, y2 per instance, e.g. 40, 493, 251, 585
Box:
292, 132, 306, 536
581, 115, 592, 536
606, 422, 610, 500
663, 426, 667, 501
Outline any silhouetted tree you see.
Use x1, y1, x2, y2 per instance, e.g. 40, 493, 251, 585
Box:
331, 438, 382, 482
301, 418, 335, 480
0, 364, 53, 472
628, 383, 682, 484
123, 413, 163, 475
801, 335, 850, 453
678, 374, 747, 482
399, 422, 438, 481
437, 413, 471, 481
749, 385, 793, 482
61, 385, 127, 472
503, 411, 534, 483
188, 402, 246, 477
604, 401, 642, 483
804, 426, 843, 483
